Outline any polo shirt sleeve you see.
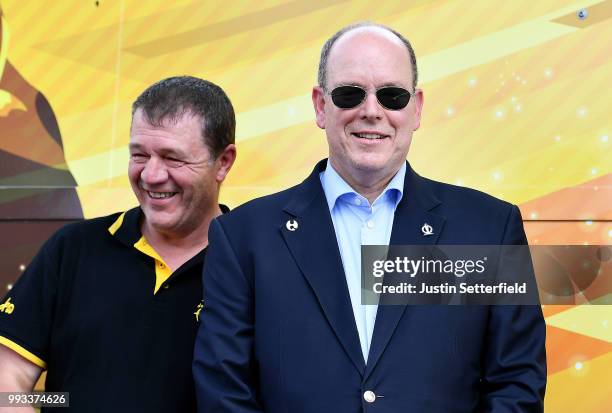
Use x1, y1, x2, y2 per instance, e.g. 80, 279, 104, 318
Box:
0, 235, 62, 369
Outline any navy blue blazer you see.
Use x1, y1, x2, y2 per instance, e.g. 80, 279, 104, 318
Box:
194, 160, 546, 413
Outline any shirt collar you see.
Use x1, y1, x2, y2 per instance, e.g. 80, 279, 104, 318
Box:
109, 204, 231, 247
320, 160, 405, 211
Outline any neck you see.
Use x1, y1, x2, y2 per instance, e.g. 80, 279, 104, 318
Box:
141, 204, 222, 264
330, 160, 399, 204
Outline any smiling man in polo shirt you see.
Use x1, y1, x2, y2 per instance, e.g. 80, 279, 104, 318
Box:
0, 76, 236, 412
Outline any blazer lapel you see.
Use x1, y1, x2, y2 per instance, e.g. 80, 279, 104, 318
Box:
280, 160, 366, 376
365, 163, 446, 379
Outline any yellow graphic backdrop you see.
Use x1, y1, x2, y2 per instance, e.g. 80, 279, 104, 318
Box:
0, 0, 610, 411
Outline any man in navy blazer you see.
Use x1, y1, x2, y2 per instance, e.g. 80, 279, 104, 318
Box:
194, 22, 546, 412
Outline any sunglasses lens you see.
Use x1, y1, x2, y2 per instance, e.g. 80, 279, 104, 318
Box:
330, 86, 366, 109
376, 87, 411, 110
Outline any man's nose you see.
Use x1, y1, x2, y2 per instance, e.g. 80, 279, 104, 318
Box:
141, 157, 168, 184
359, 92, 383, 120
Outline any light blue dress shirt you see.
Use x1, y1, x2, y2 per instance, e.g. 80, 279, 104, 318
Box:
320, 161, 405, 363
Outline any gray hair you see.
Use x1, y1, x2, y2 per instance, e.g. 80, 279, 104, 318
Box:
317, 21, 418, 91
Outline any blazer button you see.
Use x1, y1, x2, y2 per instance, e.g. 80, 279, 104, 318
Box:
363, 390, 376, 403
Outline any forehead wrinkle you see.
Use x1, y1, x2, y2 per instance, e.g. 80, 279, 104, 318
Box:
130, 134, 190, 156
329, 64, 411, 91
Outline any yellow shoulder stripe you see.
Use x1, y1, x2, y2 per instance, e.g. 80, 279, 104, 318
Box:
0, 336, 47, 369
108, 212, 126, 236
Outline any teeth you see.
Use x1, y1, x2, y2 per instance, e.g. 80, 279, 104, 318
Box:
354, 133, 386, 140
147, 191, 175, 199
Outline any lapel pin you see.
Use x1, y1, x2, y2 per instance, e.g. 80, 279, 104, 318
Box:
286, 219, 299, 231
421, 223, 433, 236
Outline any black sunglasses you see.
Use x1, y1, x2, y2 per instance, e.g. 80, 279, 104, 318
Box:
330, 85, 413, 110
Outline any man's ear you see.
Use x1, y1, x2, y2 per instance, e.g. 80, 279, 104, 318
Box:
312, 86, 326, 129
215, 144, 237, 183
411, 89, 424, 131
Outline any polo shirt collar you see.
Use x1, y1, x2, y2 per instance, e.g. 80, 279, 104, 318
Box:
108, 207, 143, 247
108, 204, 230, 248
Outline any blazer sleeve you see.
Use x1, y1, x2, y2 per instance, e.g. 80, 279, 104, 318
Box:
193, 218, 263, 413
479, 205, 547, 412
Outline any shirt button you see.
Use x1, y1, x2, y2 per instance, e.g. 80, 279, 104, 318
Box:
354, 197, 362, 206
159, 262, 165, 268
163, 284, 170, 289
363, 390, 376, 403
366, 220, 374, 229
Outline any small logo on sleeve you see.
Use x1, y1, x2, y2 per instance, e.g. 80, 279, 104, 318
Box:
0, 297, 15, 314
194, 301, 204, 322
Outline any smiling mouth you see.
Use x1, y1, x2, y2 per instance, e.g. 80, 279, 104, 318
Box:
147, 191, 177, 199
351, 132, 389, 140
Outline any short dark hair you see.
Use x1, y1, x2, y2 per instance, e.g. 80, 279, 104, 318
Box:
317, 22, 418, 91
131, 76, 235, 158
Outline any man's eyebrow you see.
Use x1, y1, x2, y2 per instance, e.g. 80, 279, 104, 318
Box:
378, 82, 408, 88
128, 143, 185, 157
159, 148, 187, 158
333, 82, 409, 89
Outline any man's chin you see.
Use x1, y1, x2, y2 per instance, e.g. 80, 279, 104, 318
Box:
142, 211, 177, 232
350, 158, 391, 174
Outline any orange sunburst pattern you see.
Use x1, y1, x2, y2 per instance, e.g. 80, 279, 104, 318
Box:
0, 1, 610, 411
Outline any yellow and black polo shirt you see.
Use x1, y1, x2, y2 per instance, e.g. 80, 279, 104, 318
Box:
0, 206, 227, 412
